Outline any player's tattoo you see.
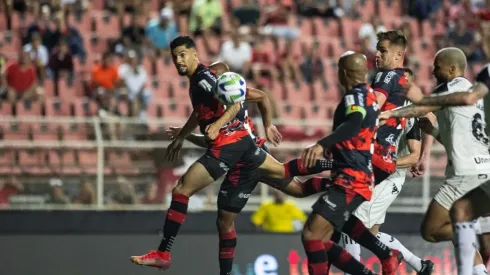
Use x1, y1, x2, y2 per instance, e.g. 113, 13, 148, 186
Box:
416, 93, 469, 106
389, 104, 430, 118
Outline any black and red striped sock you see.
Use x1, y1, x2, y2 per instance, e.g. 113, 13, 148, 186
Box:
158, 193, 189, 252
219, 230, 237, 275
342, 215, 391, 260
324, 241, 376, 275
303, 239, 328, 275
301, 177, 332, 195
284, 158, 334, 178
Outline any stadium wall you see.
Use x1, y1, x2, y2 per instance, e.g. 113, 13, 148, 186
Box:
1, 234, 455, 275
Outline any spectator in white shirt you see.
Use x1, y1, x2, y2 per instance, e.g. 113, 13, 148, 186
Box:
218, 31, 252, 74
118, 50, 151, 121
23, 32, 49, 82
358, 15, 386, 52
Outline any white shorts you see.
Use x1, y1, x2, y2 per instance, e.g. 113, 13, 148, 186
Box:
433, 174, 490, 210
353, 175, 405, 228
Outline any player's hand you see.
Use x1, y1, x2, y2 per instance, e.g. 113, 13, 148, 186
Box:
205, 123, 221, 140
165, 138, 184, 162
410, 158, 428, 177
378, 111, 392, 126
266, 125, 283, 146
166, 126, 182, 140
301, 143, 324, 168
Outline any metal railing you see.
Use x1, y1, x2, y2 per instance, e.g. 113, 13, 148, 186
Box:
0, 115, 446, 212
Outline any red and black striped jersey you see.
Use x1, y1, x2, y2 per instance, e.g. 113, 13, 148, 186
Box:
189, 64, 249, 147
331, 83, 379, 199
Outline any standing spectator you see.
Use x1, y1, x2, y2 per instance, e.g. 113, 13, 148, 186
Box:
48, 39, 74, 96
23, 32, 49, 82
218, 31, 252, 74
47, 178, 70, 204
300, 41, 326, 85
73, 180, 96, 205
358, 15, 386, 52
118, 50, 152, 120
232, 0, 261, 28
277, 40, 302, 85
91, 52, 120, 112
52, 12, 86, 62
262, 2, 300, 40
251, 189, 307, 233
146, 7, 178, 63
5, 50, 43, 103
447, 18, 483, 62
188, 0, 223, 54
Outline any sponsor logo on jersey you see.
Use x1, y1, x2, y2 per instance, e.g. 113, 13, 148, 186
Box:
383, 71, 397, 84
375, 72, 383, 83
474, 157, 490, 164
322, 195, 337, 210
345, 95, 355, 106
385, 134, 397, 146
238, 193, 251, 199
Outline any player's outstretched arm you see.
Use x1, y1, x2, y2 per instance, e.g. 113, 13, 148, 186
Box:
411, 83, 489, 107
380, 104, 440, 120
209, 61, 230, 76
175, 111, 200, 140
205, 102, 243, 139
246, 87, 282, 146
396, 139, 421, 169
166, 127, 207, 148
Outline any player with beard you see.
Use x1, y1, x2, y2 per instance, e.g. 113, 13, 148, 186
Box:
379, 47, 490, 275
341, 69, 435, 275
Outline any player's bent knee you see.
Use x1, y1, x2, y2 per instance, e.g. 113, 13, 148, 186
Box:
420, 223, 438, 243
216, 210, 237, 231
450, 199, 473, 222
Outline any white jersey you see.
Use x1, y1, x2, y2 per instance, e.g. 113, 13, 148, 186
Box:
388, 117, 420, 180
474, 64, 490, 137
432, 77, 490, 176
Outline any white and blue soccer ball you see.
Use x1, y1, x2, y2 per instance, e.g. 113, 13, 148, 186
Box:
214, 72, 247, 106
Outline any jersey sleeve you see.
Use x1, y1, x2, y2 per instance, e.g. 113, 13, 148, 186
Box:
196, 69, 219, 94
371, 71, 396, 98
344, 88, 367, 119
476, 65, 490, 90
406, 118, 421, 141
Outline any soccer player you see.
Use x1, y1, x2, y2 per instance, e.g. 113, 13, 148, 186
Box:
300, 51, 401, 275
379, 47, 490, 275
342, 69, 435, 275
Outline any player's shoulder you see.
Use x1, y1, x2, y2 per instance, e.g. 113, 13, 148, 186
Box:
447, 77, 472, 92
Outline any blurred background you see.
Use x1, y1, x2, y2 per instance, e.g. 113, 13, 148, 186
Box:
0, 0, 486, 274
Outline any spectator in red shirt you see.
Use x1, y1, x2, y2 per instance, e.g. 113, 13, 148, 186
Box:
262, 2, 299, 39
0, 176, 23, 206
247, 37, 278, 83
5, 50, 43, 103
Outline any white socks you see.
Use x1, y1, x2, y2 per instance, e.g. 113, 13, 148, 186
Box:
341, 233, 361, 275
473, 264, 488, 275
455, 222, 478, 275
376, 232, 423, 272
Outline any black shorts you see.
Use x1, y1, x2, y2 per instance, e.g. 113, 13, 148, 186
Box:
312, 184, 366, 230
218, 143, 290, 213
477, 180, 490, 201
374, 166, 391, 185
197, 134, 267, 181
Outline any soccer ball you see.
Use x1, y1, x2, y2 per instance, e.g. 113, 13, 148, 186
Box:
214, 72, 247, 106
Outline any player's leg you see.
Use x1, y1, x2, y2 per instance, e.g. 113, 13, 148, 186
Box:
305, 185, 376, 275
450, 182, 490, 275
283, 157, 335, 178
478, 231, 490, 267
260, 175, 332, 198
216, 166, 260, 275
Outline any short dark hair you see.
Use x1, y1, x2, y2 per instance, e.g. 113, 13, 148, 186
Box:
170, 36, 196, 51
376, 30, 407, 48
403, 68, 414, 78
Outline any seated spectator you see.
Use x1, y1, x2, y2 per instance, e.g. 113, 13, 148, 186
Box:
218, 31, 252, 74
53, 12, 86, 62
140, 183, 163, 204
277, 40, 301, 85
5, 50, 43, 103
91, 52, 120, 113
232, 0, 261, 28
300, 41, 326, 85
262, 2, 300, 40
447, 18, 483, 62
359, 15, 386, 52
48, 39, 74, 96
112, 0, 149, 29
359, 37, 376, 82
47, 178, 70, 204
188, 0, 223, 54
118, 50, 152, 120
251, 189, 306, 233
173, 0, 193, 20
109, 176, 136, 205
0, 54, 8, 98
23, 32, 49, 82
121, 14, 146, 48
297, 0, 345, 19
73, 181, 95, 205
24, 6, 57, 50
146, 7, 178, 62
247, 37, 278, 83
0, 176, 24, 206
448, 0, 478, 31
